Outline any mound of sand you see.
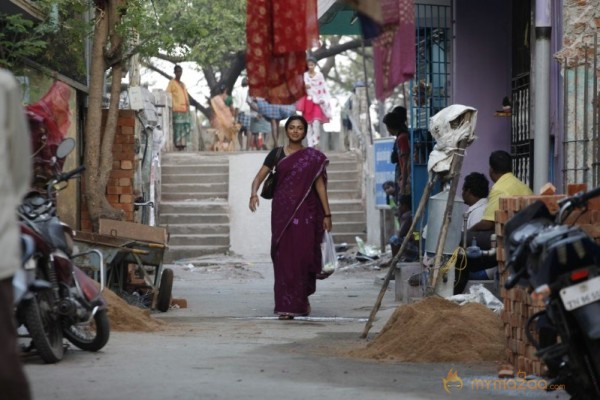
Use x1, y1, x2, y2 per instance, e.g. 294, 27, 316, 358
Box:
103, 288, 165, 332
351, 296, 505, 362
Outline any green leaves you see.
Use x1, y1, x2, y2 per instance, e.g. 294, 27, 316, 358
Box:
0, 14, 48, 68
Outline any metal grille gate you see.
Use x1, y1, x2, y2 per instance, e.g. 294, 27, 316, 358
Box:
409, 3, 451, 208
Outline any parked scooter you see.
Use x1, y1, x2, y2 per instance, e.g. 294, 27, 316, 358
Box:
504, 186, 600, 399
15, 138, 110, 363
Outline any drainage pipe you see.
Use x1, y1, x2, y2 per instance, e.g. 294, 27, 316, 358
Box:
533, 0, 551, 192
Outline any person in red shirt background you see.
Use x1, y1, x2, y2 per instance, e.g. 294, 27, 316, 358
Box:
383, 106, 410, 200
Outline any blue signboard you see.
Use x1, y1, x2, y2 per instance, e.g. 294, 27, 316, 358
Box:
374, 138, 396, 208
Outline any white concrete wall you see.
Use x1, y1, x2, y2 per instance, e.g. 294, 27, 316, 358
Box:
229, 153, 272, 259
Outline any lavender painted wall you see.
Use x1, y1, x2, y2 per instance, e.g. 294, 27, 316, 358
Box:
454, 0, 512, 182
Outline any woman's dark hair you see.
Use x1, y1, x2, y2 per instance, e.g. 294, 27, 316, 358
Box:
392, 106, 407, 122
285, 115, 308, 137
382, 180, 395, 190
489, 150, 512, 174
398, 194, 412, 209
383, 112, 404, 131
463, 172, 489, 199
307, 56, 317, 64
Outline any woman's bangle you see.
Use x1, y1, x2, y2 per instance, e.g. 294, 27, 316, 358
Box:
324, 214, 331, 218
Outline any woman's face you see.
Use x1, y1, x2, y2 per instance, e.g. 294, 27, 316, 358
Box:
286, 119, 306, 143
307, 61, 316, 71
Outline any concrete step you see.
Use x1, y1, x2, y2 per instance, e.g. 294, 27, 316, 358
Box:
169, 234, 230, 247
332, 221, 368, 233
327, 160, 360, 172
161, 182, 227, 192
327, 189, 361, 199
161, 153, 228, 165
164, 245, 230, 263
327, 179, 360, 191
162, 174, 228, 184
329, 201, 364, 213
161, 193, 228, 202
159, 201, 228, 215
161, 165, 228, 175
327, 170, 361, 180
166, 224, 229, 235
159, 213, 229, 225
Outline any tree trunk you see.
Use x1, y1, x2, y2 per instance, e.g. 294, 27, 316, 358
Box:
83, 1, 125, 231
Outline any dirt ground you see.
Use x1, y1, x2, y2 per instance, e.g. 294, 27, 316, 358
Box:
22, 255, 569, 400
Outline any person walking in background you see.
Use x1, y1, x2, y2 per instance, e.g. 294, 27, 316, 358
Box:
166, 65, 191, 151
296, 56, 332, 148
0, 69, 33, 400
233, 77, 251, 150
383, 106, 411, 198
249, 115, 332, 320
249, 112, 271, 150
210, 84, 237, 151
248, 96, 296, 148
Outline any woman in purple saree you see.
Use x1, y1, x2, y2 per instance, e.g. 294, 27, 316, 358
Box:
249, 116, 332, 320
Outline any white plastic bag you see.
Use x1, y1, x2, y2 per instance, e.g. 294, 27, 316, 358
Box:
321, 231, 338, 274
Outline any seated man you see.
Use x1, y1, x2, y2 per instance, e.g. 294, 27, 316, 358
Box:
455, 151, 533, 294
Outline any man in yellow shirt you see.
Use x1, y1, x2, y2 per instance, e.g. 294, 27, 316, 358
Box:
471, 150, 533, 231
166, 65, 191, 150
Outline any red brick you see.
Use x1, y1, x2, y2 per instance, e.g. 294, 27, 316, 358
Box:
118, 178, 131, 186
121, 160, 133, 170
120, 194, 133, 203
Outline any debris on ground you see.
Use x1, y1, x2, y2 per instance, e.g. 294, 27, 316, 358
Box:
349, 296, 505, 363
497, 363, 515, 378
103, 287, 165, 332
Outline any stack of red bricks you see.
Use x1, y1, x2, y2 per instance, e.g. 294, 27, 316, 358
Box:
495, 184, 600, 376
80, 110, 137, 231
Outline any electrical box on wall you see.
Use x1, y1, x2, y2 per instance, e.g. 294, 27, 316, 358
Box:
128, 86, 144, 110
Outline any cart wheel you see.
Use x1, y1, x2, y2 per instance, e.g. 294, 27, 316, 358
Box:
156, 268, 173, 312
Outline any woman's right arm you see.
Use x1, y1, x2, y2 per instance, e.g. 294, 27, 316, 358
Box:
249, 165, 271, 212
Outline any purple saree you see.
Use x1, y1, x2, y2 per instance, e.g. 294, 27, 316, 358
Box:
271, 147, 328, 317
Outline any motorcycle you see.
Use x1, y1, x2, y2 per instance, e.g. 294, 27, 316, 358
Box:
503, 186, 600, 399
15, 138, 110, 363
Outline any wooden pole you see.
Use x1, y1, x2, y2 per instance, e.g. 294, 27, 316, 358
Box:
360, 173, 437, 339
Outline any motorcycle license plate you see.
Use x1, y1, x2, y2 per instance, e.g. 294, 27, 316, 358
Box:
560, 276, 600, 311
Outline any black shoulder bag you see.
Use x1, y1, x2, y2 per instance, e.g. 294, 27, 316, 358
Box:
260, 146, 283, 199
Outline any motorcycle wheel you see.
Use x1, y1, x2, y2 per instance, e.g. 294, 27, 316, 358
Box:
63, 309, 110, 352
156, 268, 173, 312
22, 289, 64, 363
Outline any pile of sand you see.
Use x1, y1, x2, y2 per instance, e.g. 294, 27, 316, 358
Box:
103, 288, 165, 332
351, 296, 505, 362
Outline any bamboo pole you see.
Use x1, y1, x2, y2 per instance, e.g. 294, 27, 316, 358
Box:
360, 173, 437, 339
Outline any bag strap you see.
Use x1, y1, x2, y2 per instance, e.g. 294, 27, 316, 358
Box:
272, 146, 284, 171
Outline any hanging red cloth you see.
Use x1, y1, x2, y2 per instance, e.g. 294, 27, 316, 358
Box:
246, 0, 318, 104
372, 0, 416, 100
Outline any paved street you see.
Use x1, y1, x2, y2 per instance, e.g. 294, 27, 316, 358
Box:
22, 255, 569, 400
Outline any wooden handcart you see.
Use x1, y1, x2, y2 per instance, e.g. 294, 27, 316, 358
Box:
73, 219, 172, 312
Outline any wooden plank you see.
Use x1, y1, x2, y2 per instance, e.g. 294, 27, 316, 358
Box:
99, 219, 168, 245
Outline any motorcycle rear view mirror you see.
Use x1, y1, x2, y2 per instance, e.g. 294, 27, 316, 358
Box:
56, 138, 76, 159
